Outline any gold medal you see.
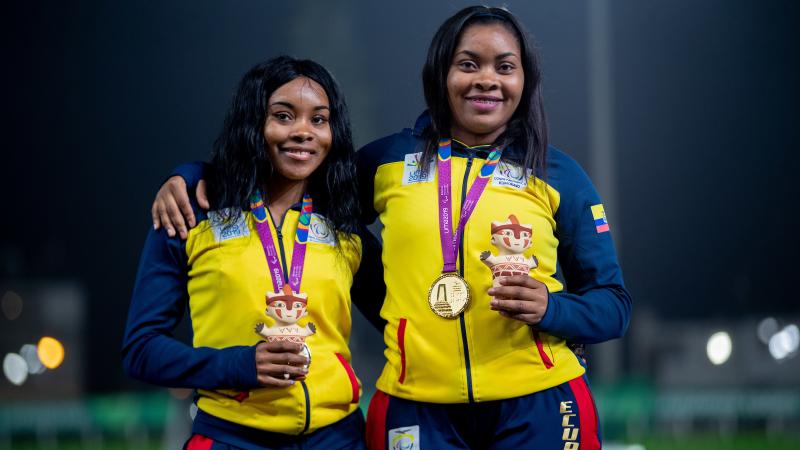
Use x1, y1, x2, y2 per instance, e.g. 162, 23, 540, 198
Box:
427, 273, 470, 318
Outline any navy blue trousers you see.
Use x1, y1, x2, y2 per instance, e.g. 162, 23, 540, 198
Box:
366, 376, 600, 450
184, 409, 366, 450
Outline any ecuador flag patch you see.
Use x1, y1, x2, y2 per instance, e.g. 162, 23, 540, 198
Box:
591, 204, 609, 233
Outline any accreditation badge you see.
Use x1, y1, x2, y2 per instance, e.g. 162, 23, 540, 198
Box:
428, 273, 470, 318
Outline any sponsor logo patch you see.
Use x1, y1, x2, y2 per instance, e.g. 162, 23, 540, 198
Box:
209, 209, 250, 242
591, 204, 609, 233
491, 160, 530, 190
402, 152, 435, 185
308, 214, 335, 246
388, 425, 419, 450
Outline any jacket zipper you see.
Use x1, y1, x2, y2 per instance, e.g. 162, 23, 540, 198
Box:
268, 207, 312, 433
459, 155, 475, 403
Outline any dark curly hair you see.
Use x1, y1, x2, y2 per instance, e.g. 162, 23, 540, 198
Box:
208, 56, 359, 243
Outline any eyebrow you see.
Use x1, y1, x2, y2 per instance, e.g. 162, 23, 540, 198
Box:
269, 101, 330, 111
455, 50, 518, 60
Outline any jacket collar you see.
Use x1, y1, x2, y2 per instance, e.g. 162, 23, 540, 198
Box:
412, 110, 526, 162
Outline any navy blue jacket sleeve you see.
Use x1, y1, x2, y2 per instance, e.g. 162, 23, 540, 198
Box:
121, 227, 259, 390
537, 150, 632, 343
170, 161, 209, 188
355, 144, 379, 225
350, 223, 386, 332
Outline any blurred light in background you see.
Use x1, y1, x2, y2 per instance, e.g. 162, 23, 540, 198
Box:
3, 353, 28, 386
19, 344, 46, 375
706, 331, 732, 365
768, 324, 800, 361
1, 290, 23, 320
757, 317, 780, 344
37, 336, 64, 369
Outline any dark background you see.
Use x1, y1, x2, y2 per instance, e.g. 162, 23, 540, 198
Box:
1, 0, 798, 395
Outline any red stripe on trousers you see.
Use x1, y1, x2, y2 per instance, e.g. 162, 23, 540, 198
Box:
366, 390, 390, 450
533, 331, 554, 368
185, 434, 214, 450
397, 318, 408, 383
335, 352, 360, 403
568, 377, 601, 450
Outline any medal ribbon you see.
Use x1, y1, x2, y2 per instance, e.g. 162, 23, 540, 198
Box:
249, 192, 313, 293
437, 138, 503, 273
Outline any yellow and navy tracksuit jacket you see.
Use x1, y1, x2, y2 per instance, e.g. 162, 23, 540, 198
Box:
122, 197, 384, 435
356, 112, 632, 404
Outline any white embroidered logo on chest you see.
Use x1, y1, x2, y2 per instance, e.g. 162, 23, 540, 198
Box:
308, 214, 335, 246
492, 160, 530, 190
209, 209, 250, 242
401, 152, 435, 185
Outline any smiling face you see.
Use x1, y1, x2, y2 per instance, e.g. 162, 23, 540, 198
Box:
491, 227, 532, 254
490, 215, 533, 255
446, 23, 524, 146
264, 76, 332, 184
266, 298, 309, 324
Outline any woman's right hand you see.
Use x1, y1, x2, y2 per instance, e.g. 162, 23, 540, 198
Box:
255, 341, 310, 387
151, 176, 209, 239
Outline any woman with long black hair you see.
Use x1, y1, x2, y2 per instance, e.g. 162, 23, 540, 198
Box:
152, 6, 631, 449
123, 56, 382, 449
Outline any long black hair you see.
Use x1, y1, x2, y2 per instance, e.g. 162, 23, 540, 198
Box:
208, 56, 359, 242
421, 5, 549, 175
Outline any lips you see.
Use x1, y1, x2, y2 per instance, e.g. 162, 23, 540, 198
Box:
465, 95, 503, 111
280, 147, 317, 161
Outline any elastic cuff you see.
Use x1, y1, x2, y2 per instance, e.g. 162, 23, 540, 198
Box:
538, 292, 558, 330
232, 345, 259, 389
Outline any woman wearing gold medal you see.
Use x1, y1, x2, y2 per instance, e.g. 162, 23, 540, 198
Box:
152, 6, 632, 449
123, 56, 383, 449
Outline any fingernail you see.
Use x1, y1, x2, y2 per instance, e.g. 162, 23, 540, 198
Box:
167, 228, 174, 236
153, 223, 158, 230
490, 300, 497, 307
488, 288, 495, 295
289, 380, 295, 385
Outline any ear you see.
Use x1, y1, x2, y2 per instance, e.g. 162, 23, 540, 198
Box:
490, 235, 497, 245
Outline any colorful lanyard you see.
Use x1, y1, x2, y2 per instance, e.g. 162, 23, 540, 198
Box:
249, 192, 313, 293
437, 139, 503, 273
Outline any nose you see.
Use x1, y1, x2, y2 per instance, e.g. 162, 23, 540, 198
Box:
473, 67, 499, 91
290, 119, 313, 142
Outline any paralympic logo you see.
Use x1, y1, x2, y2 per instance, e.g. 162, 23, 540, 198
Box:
391, 431, 415, 450
498, 161, 525, 181
311, 221, 330, 239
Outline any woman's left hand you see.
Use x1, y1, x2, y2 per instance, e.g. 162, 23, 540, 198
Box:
488, 275, 549, 325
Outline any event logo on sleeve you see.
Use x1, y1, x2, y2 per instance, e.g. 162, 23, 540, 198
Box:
402, 152, 435, 185
209, 209, 250, 242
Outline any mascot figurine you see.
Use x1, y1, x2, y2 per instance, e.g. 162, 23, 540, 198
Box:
480, 214, 538, 287
255, 285, 316, 375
